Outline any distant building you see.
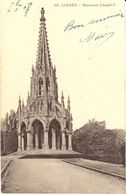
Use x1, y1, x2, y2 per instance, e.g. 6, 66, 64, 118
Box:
16, 8, 73, 151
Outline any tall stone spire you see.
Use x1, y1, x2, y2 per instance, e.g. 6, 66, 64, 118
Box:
36, 7, 52, 70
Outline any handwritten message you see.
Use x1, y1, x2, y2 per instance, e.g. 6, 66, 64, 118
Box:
64, 11, 124, 32
64, 10, 124, 59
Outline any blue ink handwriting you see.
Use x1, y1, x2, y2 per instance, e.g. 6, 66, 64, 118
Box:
80, 31, 115, 46
64, 10, 124, 32
64, 20, 85, 31
88, 11, 124, 25
80, 31, 115, 59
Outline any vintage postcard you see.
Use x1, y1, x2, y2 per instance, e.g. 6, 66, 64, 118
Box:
0, 0, 125, 193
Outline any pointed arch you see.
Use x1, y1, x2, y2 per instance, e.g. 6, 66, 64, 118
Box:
20, 121, 27, 150
46, 77, 50, 92
66, 121, 69, 130
38, 77, 43, 95
49, 119, 62, 149
20, 121, 27, 134
31, 119, 44, 149
49, 116, 62, 129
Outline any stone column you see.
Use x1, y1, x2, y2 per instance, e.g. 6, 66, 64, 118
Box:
35, 133, 39, 149
41, 132, 44, 149
18, 133, 21, 151
62, 131, 66, 150
21, 134, 24, 151
30, 127, 34, 149
57, 135, 60, 150
44, 130, 48, 149
69, 134, 72, 150
27, 131, 31, 150
52, 129, 56, 149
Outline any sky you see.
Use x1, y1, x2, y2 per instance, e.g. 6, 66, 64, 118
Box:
0, 0, 125, 130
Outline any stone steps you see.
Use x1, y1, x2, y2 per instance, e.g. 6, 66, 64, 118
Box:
18, 149, 83, 159
19, 153, 82, 159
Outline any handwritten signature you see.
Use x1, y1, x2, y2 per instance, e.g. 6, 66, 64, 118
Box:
7, 0, 33, 16
80, 31, 115, 45
80, 31, 115, 59
64, 10, 124, 32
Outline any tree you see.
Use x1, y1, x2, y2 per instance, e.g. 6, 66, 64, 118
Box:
72, 119, 126, 164
9, 110, 17, 130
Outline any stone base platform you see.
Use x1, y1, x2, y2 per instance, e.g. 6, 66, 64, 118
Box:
19, 149, 83, 159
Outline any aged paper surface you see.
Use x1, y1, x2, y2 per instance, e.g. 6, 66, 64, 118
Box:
0, 0, 125, 193
1, 0, 125, 130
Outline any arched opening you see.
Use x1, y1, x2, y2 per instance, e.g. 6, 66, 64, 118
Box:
31, 119, 44, 149
66, 121, 69, 129
21, 122, 27, 150
38, 77, 43, 96
49, 119, 61, 150
46, 77, 50, 92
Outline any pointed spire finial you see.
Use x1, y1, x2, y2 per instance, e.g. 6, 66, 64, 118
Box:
22, 99, 24, 108
68, 95, 70, 103
61, 91, 64, 109
67, 95, 70, 111
19, 96, 21, 105
41, 7, 45, 15
32, 65, 34, 76
61, 91, 64, 101
18, 96, 21, 115
40, 7, 46, 21
27, 91, 30, 101
32, 65, 34, 71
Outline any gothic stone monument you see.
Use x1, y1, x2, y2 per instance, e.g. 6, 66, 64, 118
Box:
17, 8, 73, 151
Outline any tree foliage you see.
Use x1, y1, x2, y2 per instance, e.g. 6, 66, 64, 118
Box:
1, 110, 18, 155
1, 109, 17, 132
72, 119, 125, 165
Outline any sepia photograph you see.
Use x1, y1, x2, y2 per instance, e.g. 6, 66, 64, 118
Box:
0, 0, 126, 193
